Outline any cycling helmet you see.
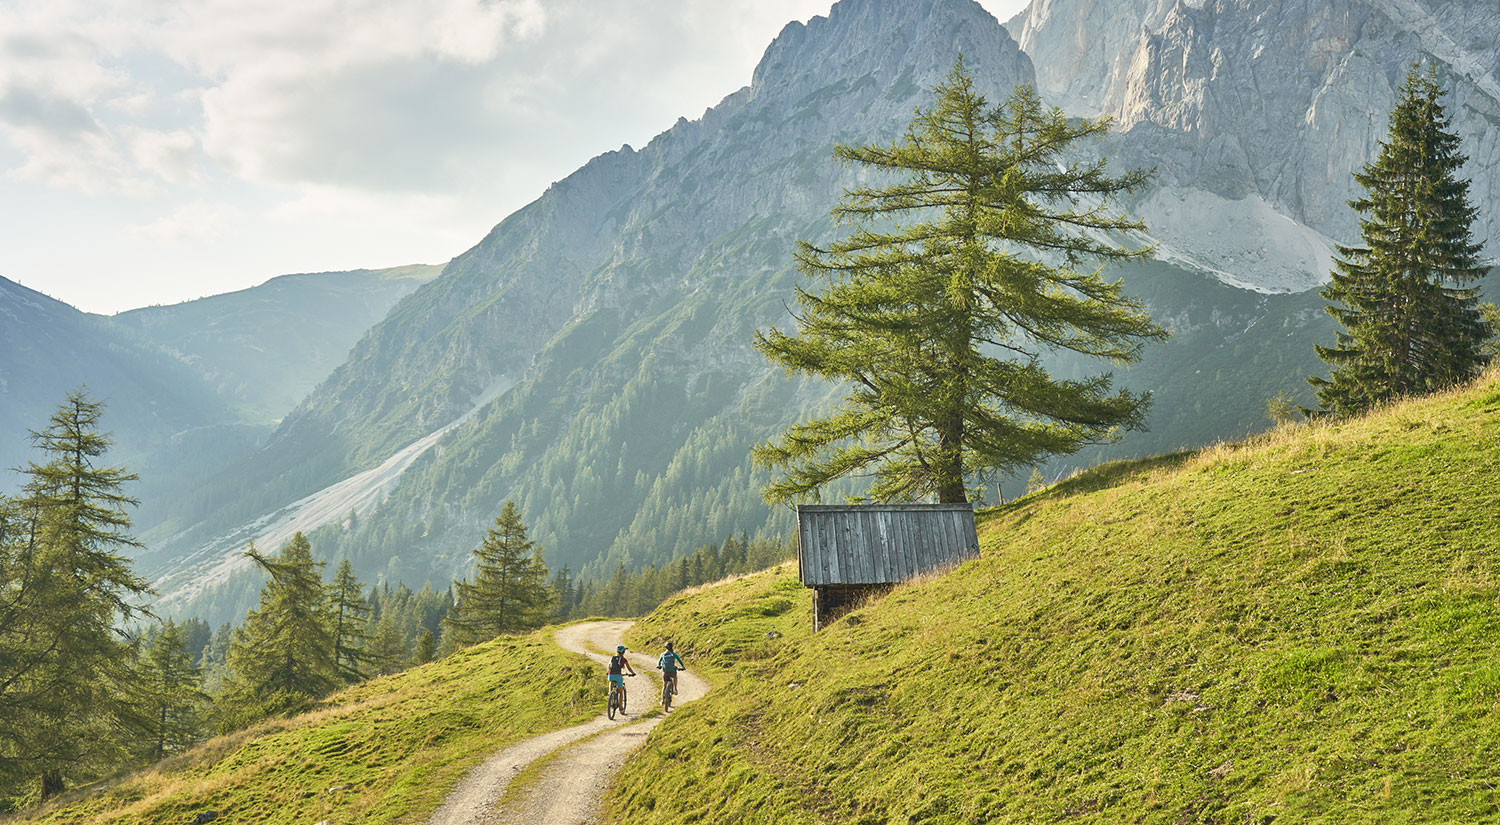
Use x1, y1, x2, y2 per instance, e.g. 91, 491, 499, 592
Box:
616, 645, 626, 653
665, 641, 674, 651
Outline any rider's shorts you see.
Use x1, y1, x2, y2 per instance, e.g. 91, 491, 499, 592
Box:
607, 673, 625, 685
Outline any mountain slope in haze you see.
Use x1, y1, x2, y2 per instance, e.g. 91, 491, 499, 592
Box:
615, 372, 1500, 823
0, 276, 246, 509
1009, 0, 1500, 291
1, 265, 440, 537
113, 264, 439, 425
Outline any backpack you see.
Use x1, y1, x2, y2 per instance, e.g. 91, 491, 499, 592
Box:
608, 654, 624, 675
659, 652, 678, 674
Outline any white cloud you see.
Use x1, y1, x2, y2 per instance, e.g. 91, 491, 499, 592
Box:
132, 200, 243, 242
124, 126, 199, 183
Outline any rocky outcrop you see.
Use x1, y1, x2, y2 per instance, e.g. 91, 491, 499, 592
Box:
1010, 0, 1500, 281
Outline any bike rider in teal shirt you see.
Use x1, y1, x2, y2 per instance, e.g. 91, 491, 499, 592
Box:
657, 641, 686, 700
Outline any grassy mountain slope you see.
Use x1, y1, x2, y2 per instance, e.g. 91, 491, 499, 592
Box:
7, 630, 594, 825
612, 373, 1500, 824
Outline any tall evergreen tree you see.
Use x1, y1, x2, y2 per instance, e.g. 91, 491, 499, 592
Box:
443, 501, 553, 646
755, 60, 1165, 503
550, 566, 576, 620
222, 534, 337, 724
328, 559, 370, 683
1311, 66, 1489, 415
0, 391, 151, 798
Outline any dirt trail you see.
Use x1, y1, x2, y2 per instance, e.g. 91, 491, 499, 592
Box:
427, 620, 709, 825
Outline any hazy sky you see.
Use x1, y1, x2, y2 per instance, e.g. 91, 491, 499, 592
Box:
0, 0, 1029, 314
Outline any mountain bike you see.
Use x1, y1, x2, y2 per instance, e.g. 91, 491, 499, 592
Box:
661, 670, 681, 712
607, 674, 634, 719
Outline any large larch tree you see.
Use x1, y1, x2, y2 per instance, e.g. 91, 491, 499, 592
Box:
755, 59, 1166, 504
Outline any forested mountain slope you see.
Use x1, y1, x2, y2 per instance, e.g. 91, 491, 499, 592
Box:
615, 370, 1500, 823
2, 265, 441, 536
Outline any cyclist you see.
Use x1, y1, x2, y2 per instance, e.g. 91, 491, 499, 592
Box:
607, 645, 636, 711
657, 641, 686, 704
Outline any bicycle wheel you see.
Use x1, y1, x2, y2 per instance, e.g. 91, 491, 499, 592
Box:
662, 677, 673, 712
607, 686, 617, 720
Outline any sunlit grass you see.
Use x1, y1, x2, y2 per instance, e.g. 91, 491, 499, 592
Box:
609, 371, 1500, 823
9, 629, 597, 825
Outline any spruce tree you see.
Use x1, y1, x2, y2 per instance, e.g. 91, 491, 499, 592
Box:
410, 630, 437, 667
755, 59, 1165, 503
0, 391, 151, 798
1311, 67, 1489, 415
328, 559, 370, 683
550, 566, 576, 620
365, 611, 406, 675
444, 502, 553, 645
223, 533, 337, 723
133, 621, 206, 760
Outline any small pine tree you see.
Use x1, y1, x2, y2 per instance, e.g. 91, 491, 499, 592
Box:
1480, 303, 1500, 363
443, 502, 553, 646
550, 566, 576, 620
410, 630, 437, 667
1025, 468, 1047, 495
1266, 391, 1303, 426
222, 534, 337, 724
365, 612, 406, 675
1311, 66, 1489, 415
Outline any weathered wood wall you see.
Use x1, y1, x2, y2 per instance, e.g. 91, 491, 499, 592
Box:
797, 503, 980, 587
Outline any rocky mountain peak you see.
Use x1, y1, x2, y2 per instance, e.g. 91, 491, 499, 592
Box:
751, 0, 1031, 104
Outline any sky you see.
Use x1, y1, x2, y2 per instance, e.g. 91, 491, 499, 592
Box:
0, 0, 1030, 315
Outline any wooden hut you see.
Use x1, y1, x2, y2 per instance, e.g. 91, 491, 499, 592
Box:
796, 503, 980, 631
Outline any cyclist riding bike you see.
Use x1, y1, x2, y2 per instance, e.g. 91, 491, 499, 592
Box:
657, 641, 686, 706
607, 645, 636, 711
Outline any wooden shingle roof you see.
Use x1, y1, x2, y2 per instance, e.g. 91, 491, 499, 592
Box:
796, 503, 980, 586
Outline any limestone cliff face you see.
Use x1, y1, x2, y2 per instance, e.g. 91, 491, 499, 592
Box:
1011, 0, 1500, 268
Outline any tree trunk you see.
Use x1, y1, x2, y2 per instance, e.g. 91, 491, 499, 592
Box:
40, 768, 65, 800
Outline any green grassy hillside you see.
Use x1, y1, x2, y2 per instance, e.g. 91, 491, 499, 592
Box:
6, 630, 595, 825
613, 373, 1500, 824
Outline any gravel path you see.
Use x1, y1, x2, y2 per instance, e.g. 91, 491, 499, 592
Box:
427, 620, 708, 825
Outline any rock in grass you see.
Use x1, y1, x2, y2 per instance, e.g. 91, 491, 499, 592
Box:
187, 812, 218, 825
